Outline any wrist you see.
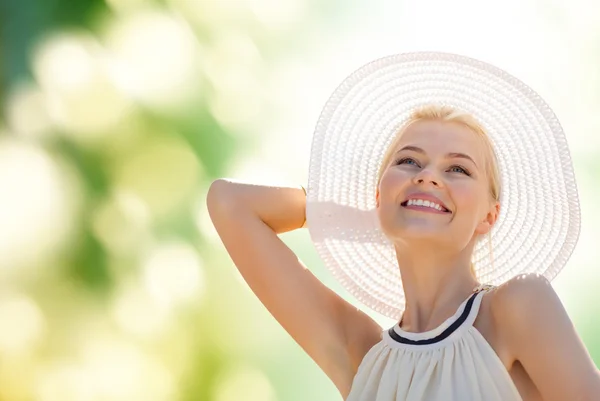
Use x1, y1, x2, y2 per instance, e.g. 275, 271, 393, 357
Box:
300, 185, 307, 228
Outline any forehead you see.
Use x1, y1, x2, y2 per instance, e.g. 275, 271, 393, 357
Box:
394, 120, 485, 161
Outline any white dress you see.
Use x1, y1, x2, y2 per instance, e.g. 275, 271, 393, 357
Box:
346, 287, 523, 400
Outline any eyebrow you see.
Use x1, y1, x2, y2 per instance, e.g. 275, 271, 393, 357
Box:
395, 145, 478, 167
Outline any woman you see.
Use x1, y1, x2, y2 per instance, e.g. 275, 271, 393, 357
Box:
206, 52, 600, 400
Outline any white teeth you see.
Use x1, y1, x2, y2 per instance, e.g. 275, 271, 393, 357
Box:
406, 198, 445, 211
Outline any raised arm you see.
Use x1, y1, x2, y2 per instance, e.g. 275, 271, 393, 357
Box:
206, 179, 382, 397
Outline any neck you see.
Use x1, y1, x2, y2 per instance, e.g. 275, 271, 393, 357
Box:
394, 240, 479, 333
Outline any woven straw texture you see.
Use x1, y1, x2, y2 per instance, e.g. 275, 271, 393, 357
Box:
306, 52, 581, 320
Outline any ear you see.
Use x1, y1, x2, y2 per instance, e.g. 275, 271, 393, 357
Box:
375, 187, 380, 208
475, 201, 500, 235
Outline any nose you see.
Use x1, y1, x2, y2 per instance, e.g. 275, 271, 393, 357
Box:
412, 168, 442, 187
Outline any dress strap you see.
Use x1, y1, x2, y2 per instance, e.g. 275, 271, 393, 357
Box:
386, 285, 494, 346
463, 284, 495, 327
387, 285, 494, 346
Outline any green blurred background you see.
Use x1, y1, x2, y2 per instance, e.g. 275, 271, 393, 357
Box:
1, 0, 599, 400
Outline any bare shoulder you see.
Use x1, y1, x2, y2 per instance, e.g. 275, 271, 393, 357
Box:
469, 276, 552, 369
488, 273, 600, 401
488, 273, 557, 346
489, 273, 555, 314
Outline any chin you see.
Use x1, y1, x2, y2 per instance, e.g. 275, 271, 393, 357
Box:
381, 222, 448, 244
400, 227, 447, 243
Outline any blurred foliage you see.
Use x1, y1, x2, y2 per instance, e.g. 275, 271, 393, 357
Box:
0, 0, 350, 399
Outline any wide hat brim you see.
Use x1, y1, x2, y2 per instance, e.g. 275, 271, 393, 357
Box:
306, 51, 581, 320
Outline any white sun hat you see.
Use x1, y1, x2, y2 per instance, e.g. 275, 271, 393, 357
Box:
305, 51, 581, 320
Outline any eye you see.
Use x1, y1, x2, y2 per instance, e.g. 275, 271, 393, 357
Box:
394, 157, 420, 167
449, 165, 471, 176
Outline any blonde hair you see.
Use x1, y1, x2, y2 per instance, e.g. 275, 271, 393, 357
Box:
377, 105, 501, 279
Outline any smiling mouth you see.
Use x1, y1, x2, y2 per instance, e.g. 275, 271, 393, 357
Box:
400, 199, 451, 213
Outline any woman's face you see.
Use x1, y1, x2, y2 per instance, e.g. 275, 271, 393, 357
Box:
376, 120, 499, 249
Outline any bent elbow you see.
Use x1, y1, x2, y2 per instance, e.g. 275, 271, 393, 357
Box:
206, 178, 238, 216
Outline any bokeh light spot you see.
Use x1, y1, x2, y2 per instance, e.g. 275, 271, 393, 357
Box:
33, 32, 133, 139
105, 10, 203, 111
0, 294, 46, 356
142, 241, 205, 310
112, 282, 169, 339
0, 139, 80, 271
91, 190, 151, 257
212, 365, 277, 401
112, 136, 201, 218
5, 83, 53, 139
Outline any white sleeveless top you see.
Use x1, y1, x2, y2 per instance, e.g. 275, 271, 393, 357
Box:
346, 288, 523, 401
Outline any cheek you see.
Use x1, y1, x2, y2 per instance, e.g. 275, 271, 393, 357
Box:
379, 169, 410, 198
451, 183, 486, 217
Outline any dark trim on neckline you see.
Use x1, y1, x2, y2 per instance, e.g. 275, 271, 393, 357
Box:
388, 291, 479, 345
